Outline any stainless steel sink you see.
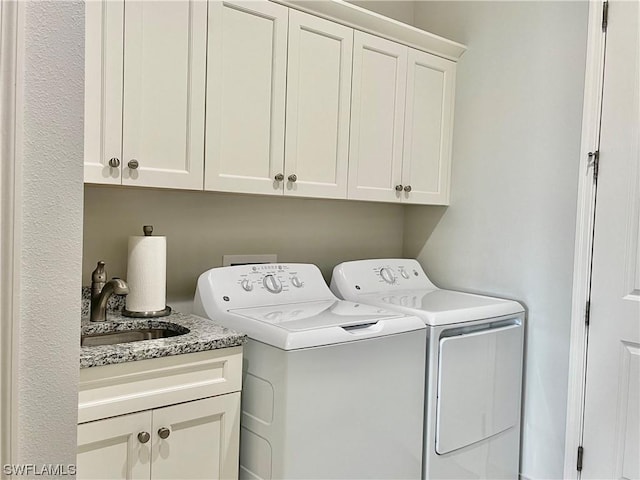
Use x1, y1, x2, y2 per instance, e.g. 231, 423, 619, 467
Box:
81, 326, 188, 347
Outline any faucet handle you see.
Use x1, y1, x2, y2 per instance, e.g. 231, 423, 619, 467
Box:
92, 261, 107, 284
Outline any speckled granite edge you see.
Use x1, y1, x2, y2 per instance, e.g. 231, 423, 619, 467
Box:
81, 311, 247, 369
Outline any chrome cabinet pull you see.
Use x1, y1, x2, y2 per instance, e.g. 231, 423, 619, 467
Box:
288, 174, 297, 182
274, 173, 284, 181
137, 432, 150, 444
395, 184, 403, 192
128, 159, 139, 170
108, 157, 120, 168
158, 427, 170, 439
403, 185, 412, 193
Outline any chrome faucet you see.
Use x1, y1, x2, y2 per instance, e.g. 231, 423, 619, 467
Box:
90, 261, 129, 322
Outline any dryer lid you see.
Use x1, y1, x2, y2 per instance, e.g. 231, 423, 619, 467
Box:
359, 289, 524, 326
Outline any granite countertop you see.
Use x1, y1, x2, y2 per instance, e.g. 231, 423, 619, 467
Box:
80, 289, 246, 369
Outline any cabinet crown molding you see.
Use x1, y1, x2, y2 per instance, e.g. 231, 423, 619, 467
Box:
273, 0, 467, 61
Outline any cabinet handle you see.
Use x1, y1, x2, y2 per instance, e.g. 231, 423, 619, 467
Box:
288, 174, 297, 182
395, 184, 403, 192
137, 431, 150, 444
274, 173, 284, 181
128, 159, 139, 170
404, 185, 412, 193
108, 157, 120, 168
158, 427, 171, 439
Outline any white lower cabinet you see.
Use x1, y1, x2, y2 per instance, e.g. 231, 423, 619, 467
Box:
77, 410, 151, 480
77, 395, 240, 480
77, 348, 243, 480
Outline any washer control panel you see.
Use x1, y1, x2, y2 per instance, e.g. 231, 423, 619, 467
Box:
198, 263, 335, 310
331, 259, 438, 296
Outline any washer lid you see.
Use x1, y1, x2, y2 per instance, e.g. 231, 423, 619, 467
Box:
225, 299, 425, 350
359, 289, 524, 326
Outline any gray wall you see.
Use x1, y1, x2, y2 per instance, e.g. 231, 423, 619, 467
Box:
407, 2, 588, 479
347, 0, 415, 25
16, 0, 83, 468
83, 186, 405, 305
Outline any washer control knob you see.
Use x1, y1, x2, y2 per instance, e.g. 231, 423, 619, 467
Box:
263, 274, 283, 294
400, 269, 410, 279
379, 267, 396, 284
241, 279, 253, 291
291, 276, 304, 288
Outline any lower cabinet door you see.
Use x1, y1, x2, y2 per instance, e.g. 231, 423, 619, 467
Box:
151, 393, 241, 480
77, 410, 152, 480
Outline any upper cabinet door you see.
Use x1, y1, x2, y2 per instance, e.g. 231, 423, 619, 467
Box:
348, 31, 407, 202
205, 1, 288, 195
121, 0, 207, 190
84, 0, 124, 185
284, 10, 353, 199
402, 49, 456, 205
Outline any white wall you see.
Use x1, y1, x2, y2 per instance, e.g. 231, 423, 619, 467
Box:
15, 0, 83, 468
406, 2, 588, 479
83, 186, 405, 306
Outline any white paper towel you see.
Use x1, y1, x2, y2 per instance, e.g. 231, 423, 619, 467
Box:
126, 235, 166, 312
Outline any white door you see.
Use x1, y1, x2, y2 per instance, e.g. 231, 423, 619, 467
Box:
205, 0, 288, 195
348, 31, 407, 203
151, 393, 241, 480
84, 0, 124, 185
77, 411, 151, 480
284, 10, 353, 199
402, 48, 456, 205
581, 1, 640, 478
121, 0, 207, 190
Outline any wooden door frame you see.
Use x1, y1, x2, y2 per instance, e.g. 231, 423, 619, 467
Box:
563, 2, 607, 478
0, 0, 23, 471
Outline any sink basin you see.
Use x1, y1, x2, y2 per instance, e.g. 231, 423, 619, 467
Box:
81, 325, 189, 347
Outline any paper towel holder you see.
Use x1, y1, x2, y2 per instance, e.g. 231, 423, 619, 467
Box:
122, 225, 172, 318
123, 305, 172, 318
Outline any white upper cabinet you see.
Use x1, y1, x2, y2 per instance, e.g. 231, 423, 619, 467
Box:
84, 0, 124, 185
205, 0, 288, 195
84, 0, 206, 190
284, 10, 353, 199
348, 31, 408, 202
85, 0, 464, 204
121, 0, 207, 190
402, 48, 456, 205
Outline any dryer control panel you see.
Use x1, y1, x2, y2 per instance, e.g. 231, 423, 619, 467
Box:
196, 263, 336, 311
331, 259, 438, 297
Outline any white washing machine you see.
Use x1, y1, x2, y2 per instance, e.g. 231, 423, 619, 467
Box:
193, 263, 427, 480
330, 259, 525, 480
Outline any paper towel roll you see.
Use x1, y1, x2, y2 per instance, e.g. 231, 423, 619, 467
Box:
125, 235, 167, 312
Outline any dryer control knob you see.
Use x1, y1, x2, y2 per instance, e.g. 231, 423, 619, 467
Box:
241, 279, 253, 291
400, 269, 410, 279
263, 274, 283, 294
379, 267, 396, 284
291, 276, 304, 288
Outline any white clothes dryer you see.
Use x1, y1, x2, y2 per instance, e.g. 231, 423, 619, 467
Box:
194, 263, 427, 480
331, 259, 525, 480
